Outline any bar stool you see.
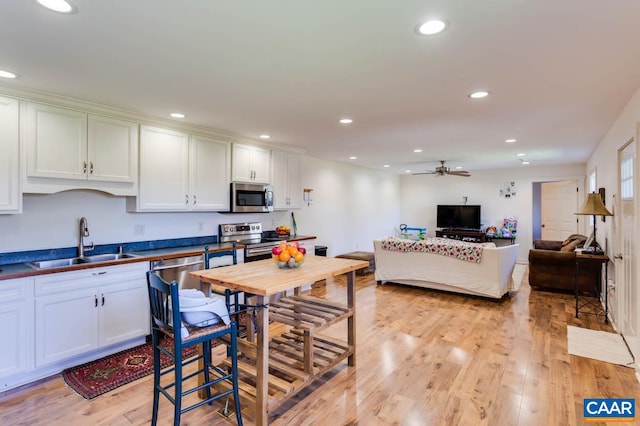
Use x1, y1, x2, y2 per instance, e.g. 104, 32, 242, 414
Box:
146, 271, 243, 426
204, 244, 250, 332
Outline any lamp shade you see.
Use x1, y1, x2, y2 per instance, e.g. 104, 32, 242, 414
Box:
575, 192, 613, 216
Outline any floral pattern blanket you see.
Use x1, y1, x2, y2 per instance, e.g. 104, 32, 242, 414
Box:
380, 237, 494, 263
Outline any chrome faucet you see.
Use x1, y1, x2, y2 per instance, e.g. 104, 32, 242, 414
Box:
78, 216, 94, 257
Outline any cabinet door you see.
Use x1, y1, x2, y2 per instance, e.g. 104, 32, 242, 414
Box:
272, 150, 288, 209
0, 96, 20, 213
0, 278, 34, 379
88, 115, 138, 183
231, 143, 254, 182
99, 266, 150, 346
286, 153, 301, 208
272, 151, 301, 209
190, 135, 231, 211
138, 125, 190, 211
26, 103, 88, 180
251, 146, 272, 184
35, 287, 99, 367
232, 143, 271, 183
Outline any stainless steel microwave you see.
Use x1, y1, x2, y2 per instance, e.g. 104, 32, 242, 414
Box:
230, 182, 273, 213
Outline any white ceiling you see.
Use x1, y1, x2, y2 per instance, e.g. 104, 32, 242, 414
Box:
2, 1, 640, 174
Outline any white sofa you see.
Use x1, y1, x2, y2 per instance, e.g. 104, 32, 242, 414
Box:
374, 238, 520, 299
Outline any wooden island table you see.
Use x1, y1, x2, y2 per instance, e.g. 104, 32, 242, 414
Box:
189, 255, 368, 425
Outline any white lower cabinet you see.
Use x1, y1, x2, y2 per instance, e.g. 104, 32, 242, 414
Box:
0, 278, 34, 382
34, 262, 150, 368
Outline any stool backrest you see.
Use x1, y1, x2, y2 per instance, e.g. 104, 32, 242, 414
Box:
204, 242, 237, 269
147, 271, 182, 338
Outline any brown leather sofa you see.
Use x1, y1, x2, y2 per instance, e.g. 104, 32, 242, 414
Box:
528, 234, 600, 293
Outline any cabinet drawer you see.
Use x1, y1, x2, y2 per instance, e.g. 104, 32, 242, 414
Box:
0, 278, 34, 303
35, 262, 149, 296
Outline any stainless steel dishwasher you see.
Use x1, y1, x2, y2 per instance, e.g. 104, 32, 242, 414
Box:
150, 254, 204, 291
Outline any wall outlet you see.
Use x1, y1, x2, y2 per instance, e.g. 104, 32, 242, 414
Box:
198, 222, 204, 231
134, 224, 145, 235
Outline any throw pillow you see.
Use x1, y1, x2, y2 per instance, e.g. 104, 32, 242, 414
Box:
562, 234, 582, 246
560, 238, 582, 252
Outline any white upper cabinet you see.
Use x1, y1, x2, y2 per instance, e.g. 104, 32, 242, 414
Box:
130, 126, 231, 212
26, 103, 87, 180
87, 115, 138, 182
24, 102, 139, 195
135, 125, 190, 211
272, 150, 301, 209
190, 134, 231, 211
0, 96, 20, 213
232, 143, 271, 184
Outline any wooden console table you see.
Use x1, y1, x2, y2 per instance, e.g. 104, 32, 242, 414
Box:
436, 229, 486, 243
575, 252, 609, 323
190, 256, 368, 426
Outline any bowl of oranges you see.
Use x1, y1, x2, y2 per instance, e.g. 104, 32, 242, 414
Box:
272, 241, 306, 269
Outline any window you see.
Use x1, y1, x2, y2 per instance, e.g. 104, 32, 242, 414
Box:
621, 157, 634, 200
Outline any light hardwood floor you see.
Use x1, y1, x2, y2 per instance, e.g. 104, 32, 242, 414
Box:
1, 267, 639, 425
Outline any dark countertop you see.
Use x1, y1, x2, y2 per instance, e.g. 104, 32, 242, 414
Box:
0, 235, 317, 281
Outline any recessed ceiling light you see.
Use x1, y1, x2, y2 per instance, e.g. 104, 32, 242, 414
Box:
259, 134, 271, 139
349, 156, 357, 160
516, 153, 526, 157
339, 118, 353, 124
405, 170, 412, 173
170, 113, 185, 118
0, 70, 18, 79
455, 166, 462, 170
36, 0, 77, 14
505, 138, 517, 143
413, 149, 423, 153
469, 91, 490, 99
522, 161, 530, 165
415, 20, 447, 35
383, 165, 390, 168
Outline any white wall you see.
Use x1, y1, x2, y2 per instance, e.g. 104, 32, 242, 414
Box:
0, 156, 401, 255
399, 164, 586, 263
293, 156, 401, 256
584, 84, 640, 329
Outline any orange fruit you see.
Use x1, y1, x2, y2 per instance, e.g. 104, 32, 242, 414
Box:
294, 252, 304, 263
279, 251, 291, 262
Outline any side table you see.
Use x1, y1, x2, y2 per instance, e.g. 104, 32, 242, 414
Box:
575, 252, 609, 323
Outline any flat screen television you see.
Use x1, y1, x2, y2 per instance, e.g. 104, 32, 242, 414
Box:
436, 205, 481, 230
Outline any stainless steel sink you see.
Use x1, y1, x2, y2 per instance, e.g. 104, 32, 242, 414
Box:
82, 253, 139, 262
27, 257, 89, 269
27, 253, 140, 269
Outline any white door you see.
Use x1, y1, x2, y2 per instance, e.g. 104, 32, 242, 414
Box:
616, 139, 637, 363
541, 180, 579, 240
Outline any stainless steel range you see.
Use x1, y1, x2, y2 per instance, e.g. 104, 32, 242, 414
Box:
219, 222, 287, 262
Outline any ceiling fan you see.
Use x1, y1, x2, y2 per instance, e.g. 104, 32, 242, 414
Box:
413, 160, 471, 177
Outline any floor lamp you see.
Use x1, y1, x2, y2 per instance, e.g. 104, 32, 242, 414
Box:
575, 192, 613, 253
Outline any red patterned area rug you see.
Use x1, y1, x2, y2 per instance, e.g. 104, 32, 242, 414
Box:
62, 337, 199, 399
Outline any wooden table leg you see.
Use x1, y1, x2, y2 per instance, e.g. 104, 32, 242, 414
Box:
347, 270, 356, 367
256, 295, 269, 426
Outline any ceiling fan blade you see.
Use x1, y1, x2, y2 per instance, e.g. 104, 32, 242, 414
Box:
412, 171, 437, 175
449, 171, 471, 177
